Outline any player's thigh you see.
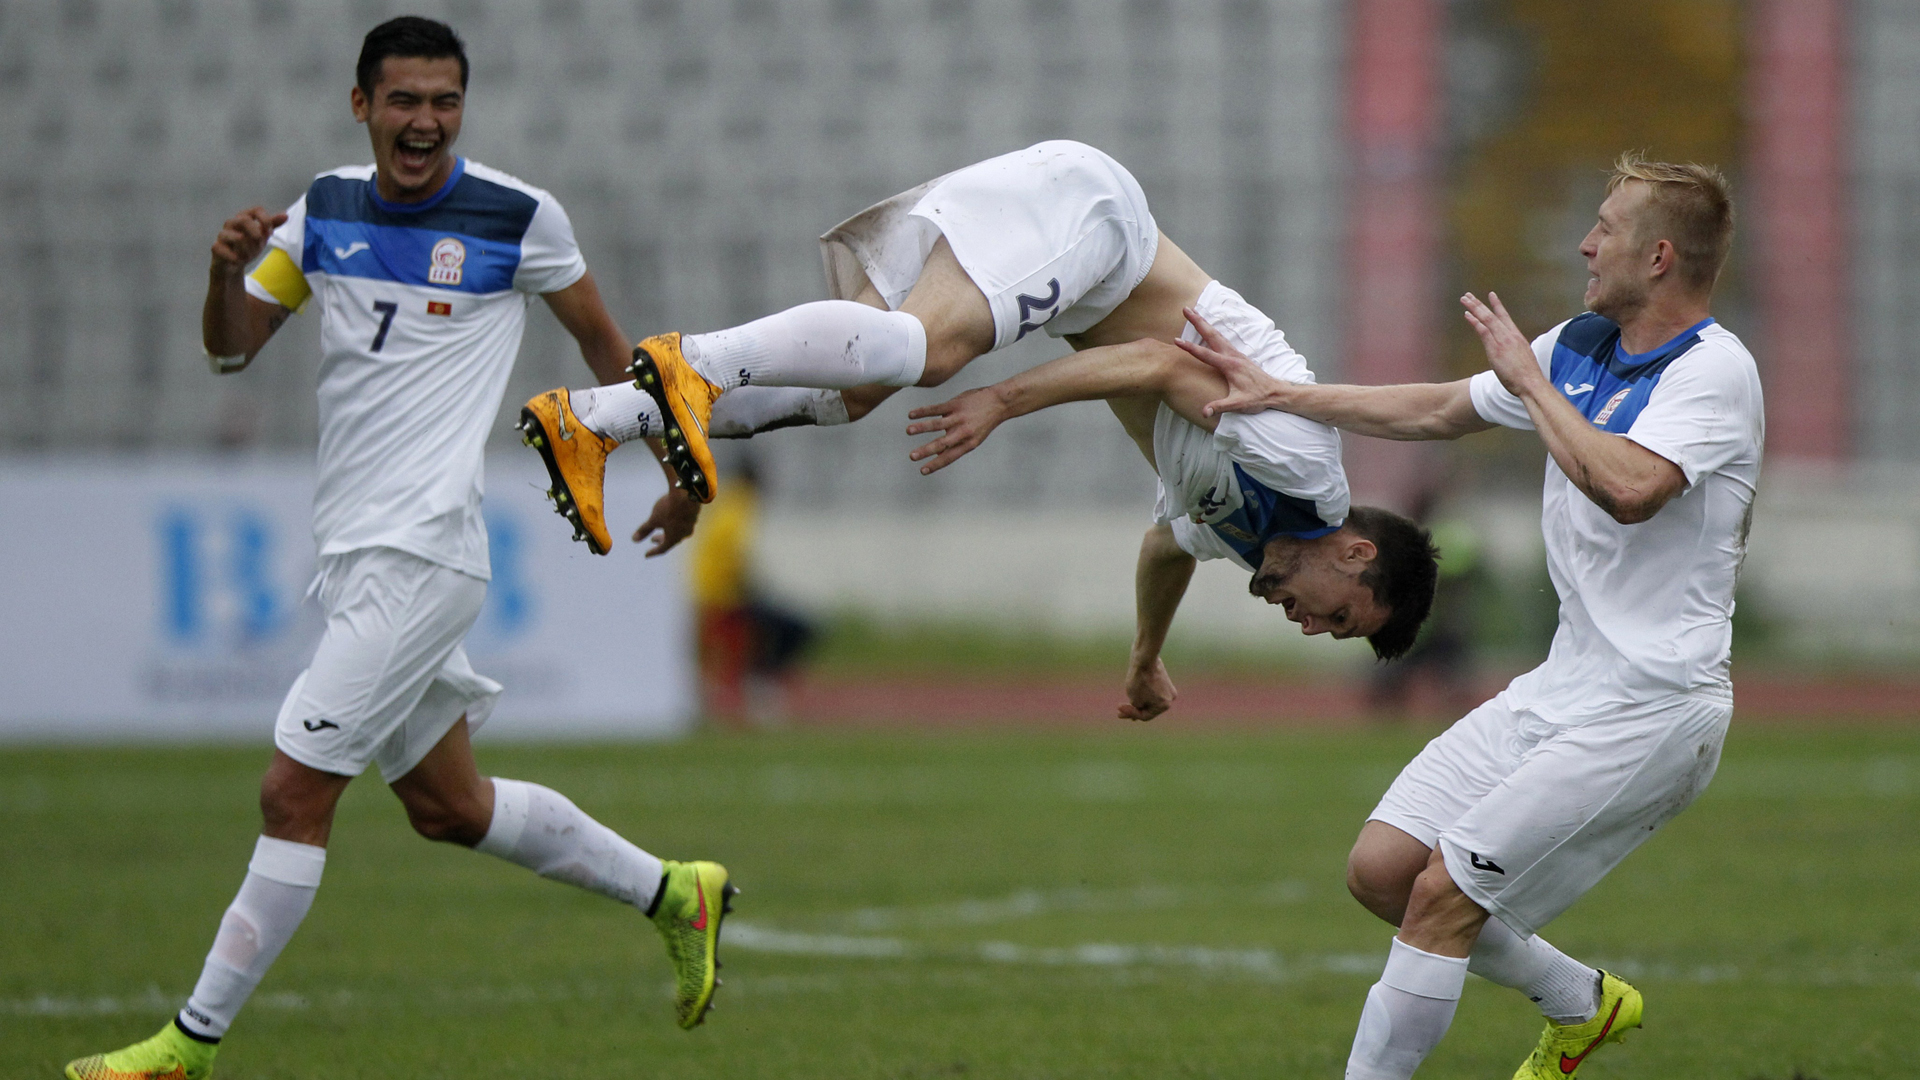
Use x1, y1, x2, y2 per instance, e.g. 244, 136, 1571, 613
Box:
1368, 695, 1528, 849
1105, 396, 1160, 468
375, 643, 501, 785
1440, 699, 1730, 936
898, 237, 995, 385
274, 549, 487, 778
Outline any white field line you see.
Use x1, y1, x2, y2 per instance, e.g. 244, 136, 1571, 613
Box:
835, 881, 1312, 932
4, 988, 312, 1017
723, 923, 1920, 989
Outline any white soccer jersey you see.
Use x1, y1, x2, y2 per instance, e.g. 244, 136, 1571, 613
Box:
1156, 282, 1350, 570
1470, 314, 1765, 722
245, 159, 586, 579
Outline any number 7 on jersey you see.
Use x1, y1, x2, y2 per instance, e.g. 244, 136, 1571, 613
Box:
370, 300, 398, 353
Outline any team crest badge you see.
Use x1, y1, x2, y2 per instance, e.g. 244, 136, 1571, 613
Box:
428, 237, 466, 286
1592, 387, 1634, 427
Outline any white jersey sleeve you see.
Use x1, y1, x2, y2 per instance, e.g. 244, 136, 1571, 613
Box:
513, 192, 588, 295
242, 195, 313, 311
1620, 339, 1764, 488
1468, 319, 1568, 430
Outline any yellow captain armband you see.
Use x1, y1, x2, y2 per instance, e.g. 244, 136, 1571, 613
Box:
248, 247, 312, 313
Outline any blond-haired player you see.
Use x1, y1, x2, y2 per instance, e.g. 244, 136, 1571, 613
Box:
1186, 153, 1760, 1080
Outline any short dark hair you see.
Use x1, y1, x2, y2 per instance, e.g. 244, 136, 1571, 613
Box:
1344, 506, 1440, 662
356, 16, 469, 98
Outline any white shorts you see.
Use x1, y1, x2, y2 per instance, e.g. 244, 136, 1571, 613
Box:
273, 547, 501, 783
1156, 282, 1350, 568
819, 140, 1159, 349
1369, 690, 1730, 937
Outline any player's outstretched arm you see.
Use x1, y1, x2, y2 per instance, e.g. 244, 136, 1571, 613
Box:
1462, 292, 1684, 523
1175, 307, 1491, 441
1122, 523, 1195, 722
202, 206, 291, 372
906, 338, 1186, 474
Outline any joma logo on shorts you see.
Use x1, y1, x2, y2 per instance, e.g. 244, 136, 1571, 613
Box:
1469, 852, 1505, 875
302, 718, 340, 733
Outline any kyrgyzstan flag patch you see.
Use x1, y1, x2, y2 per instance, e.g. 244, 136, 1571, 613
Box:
426, 301, 453, 317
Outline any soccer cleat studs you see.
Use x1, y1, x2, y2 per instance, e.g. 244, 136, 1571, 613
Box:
517, 393, 617, 554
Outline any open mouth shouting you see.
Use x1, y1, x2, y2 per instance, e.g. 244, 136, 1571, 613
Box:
391, 130, 444, 183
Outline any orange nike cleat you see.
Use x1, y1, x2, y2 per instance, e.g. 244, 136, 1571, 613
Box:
518, 388, 619, 554
629, 333, 723, 504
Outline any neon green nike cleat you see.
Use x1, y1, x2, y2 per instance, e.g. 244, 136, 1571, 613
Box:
65, 1021, 217, 1080
648, 859, 736, 1029
1511, 970, 1644, 1079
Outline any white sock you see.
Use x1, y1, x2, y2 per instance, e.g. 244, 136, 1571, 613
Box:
713, 386, 850, 437
684, 300, 927, 390
572, 383, 663, 443
1346, 938, 1469, 1080
1469, 917, 1602, 1024
476, 778, 664, 910
177, 836, 327, 1040
574, 384, 850, 445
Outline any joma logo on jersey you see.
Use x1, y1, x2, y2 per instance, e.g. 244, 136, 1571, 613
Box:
428, 237, 466, 286
1592, 387, 1634, 427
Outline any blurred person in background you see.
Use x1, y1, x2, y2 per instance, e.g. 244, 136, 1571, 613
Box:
66, 19, 730, 1080
688, 454, 815, 727
1185, 153, 1760, 1080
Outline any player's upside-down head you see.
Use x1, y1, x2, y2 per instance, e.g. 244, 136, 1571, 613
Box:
1246, 506, 1439, 662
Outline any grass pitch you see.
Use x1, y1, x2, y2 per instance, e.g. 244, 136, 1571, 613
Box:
4, 723, 1916, 1079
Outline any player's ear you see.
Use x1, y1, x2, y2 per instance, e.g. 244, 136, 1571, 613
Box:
350, 85, 371, 123
1342, 535, 1378, 570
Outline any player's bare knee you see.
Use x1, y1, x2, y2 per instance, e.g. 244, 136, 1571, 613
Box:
257, 755, 343, 839
840, 386, 893, 422
1346, 854, 1411, 925
1404, 858, 1486, 940
915, 344, 978, 388
404, 797, 489, 846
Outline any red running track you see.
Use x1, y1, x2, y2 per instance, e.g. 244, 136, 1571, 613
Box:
769, 673, 1920, 729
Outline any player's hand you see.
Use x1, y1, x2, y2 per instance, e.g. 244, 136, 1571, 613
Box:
211, 207, 287, 277
1119, 656, 1177, 721
1173, 306, 1289, 416
905, 386, 1009, 475
1461, 292, 1542, 398
632, 487, 700, 557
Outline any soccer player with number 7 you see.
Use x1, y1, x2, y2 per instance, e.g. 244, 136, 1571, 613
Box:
66, 18, 734, 1080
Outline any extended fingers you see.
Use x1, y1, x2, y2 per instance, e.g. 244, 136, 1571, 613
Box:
916, 441, 974, 475
1183, 306, 1230, 351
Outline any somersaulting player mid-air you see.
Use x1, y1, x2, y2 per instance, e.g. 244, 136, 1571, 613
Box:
519, 141, 1440, 715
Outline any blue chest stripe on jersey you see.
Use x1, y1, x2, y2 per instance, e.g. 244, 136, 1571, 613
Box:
304, 160, 540, 246
1207, 463, 1338, 567
302, 218, 521, 294
1548, 313, 1713, 434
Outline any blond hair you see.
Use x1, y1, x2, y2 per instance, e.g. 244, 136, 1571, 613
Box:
1607, 151, 1735, 291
